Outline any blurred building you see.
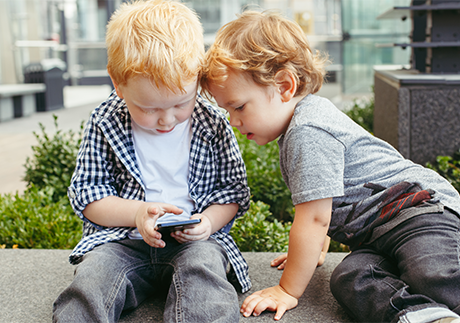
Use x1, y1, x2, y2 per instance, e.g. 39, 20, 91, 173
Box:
341, 0, 411, 94
0, 0, 411, 96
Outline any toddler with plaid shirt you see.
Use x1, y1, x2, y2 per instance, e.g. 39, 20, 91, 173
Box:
52, 1, 250, 322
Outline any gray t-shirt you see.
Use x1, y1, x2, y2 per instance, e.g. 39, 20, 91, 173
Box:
278, 94, 460, 247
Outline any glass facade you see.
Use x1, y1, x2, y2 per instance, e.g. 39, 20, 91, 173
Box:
341, 0, 411, 93
1, 0, 414, 96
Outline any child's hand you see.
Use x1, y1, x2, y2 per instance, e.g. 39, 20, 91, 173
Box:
317, 250, 327, 267
271, 253, 288, 270
135, 202, 183, 248
241, 285, 298, 321
170, 214, 212, 243
271, 252, 326, 270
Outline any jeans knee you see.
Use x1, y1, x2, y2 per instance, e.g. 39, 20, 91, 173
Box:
179, 240, 227, 269
330, 259, 353, 300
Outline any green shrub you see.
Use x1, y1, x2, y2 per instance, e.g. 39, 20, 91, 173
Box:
426, 150, 460, 193
345, 95, 374, 134
328, 240, 350, 253
231, 200, 291, 252
230, 200, 349, 253
23, 115, 83, 202
0, 185, 81, 249
234, 129, 294, 222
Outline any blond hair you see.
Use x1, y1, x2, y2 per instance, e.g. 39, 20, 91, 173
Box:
106, 0, 204, 92
201, 10, 327, 98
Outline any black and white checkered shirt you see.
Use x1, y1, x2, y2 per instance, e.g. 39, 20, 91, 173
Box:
67, 91, 252, 293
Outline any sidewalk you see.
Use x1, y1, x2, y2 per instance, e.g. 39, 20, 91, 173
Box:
0, 83, 343, 196
0, 85, 112, 195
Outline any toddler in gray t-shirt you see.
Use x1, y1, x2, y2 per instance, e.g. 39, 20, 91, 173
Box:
201, 9, 460, 323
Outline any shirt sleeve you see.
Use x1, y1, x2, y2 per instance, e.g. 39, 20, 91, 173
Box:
282, 125, 345, 205
198, 114, 251, 232
67, 113, 119, 228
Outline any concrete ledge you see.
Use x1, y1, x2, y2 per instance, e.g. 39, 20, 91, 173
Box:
0, 250, 353, 322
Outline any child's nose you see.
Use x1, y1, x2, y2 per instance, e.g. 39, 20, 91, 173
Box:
229, 115, 242, 127
158, 111, 174, 126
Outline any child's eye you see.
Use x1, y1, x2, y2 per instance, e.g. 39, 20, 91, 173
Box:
235, 105, 244, 111
141, 108, 159, 115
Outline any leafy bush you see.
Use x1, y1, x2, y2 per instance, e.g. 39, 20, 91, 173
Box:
426, 150, 460, 193
329, 240, 350, 253
234, 129, 294, 222
345, 95, 374, 134
23, 115, 83, 202
0, 185, 81, 249
0, 115, 83, 249
231, 200, 291, 252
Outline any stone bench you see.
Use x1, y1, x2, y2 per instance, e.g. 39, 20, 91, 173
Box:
0, 249, 353, 322
0, 84, 46, 122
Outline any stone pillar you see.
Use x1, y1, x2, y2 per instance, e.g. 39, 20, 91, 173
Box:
374, 67, 460, 165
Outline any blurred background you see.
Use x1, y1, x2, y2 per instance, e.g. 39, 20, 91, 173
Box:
0, 0, 412, 102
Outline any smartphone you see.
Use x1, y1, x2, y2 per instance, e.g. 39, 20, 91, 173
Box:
156, 218, 201, 231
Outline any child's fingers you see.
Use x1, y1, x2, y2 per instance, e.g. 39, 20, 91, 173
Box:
271, 253, 287, 267
170, 231, 189, 243
317, 251, 327, 267
241, 292, 263, 316
166, 206, 184, 215
241, 292, 259, 310
159, 204, 183, 215
171, 229, 207, 242
240, 298, 259, 317
252, 298, 277, 316
182, 223, 206, 236
171, 215, 210, 242
142, 214, 160, 237
274, 304, 288, 321
143, 230, 165, 248
147, 204, 183, 217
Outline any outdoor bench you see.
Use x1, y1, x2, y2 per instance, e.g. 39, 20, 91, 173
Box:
0, 83, 45, 122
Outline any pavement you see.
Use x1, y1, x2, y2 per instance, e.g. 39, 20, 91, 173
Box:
0, 249, 353, 323
0, 85, 112, 195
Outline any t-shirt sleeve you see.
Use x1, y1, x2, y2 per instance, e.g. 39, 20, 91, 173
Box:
281, 125, 345, 205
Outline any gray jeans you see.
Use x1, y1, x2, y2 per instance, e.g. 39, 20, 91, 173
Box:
53, 236, 239, 323
330, 207, 460, 323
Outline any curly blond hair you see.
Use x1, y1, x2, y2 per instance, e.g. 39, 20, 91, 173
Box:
106, 0, 204, 92
201, 10, 328, 98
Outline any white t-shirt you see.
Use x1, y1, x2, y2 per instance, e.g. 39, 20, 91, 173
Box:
129, 118, 195, 238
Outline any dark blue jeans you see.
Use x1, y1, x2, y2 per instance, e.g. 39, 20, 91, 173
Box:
330, 207, 460, 323
53, 236, 239, 323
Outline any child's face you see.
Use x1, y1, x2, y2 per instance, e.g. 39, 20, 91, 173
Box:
209, 71, 293, 145
115, 76, 197, 134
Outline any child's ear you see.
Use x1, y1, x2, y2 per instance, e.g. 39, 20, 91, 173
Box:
108, 72, 124, 99
274, 70, 297, 103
